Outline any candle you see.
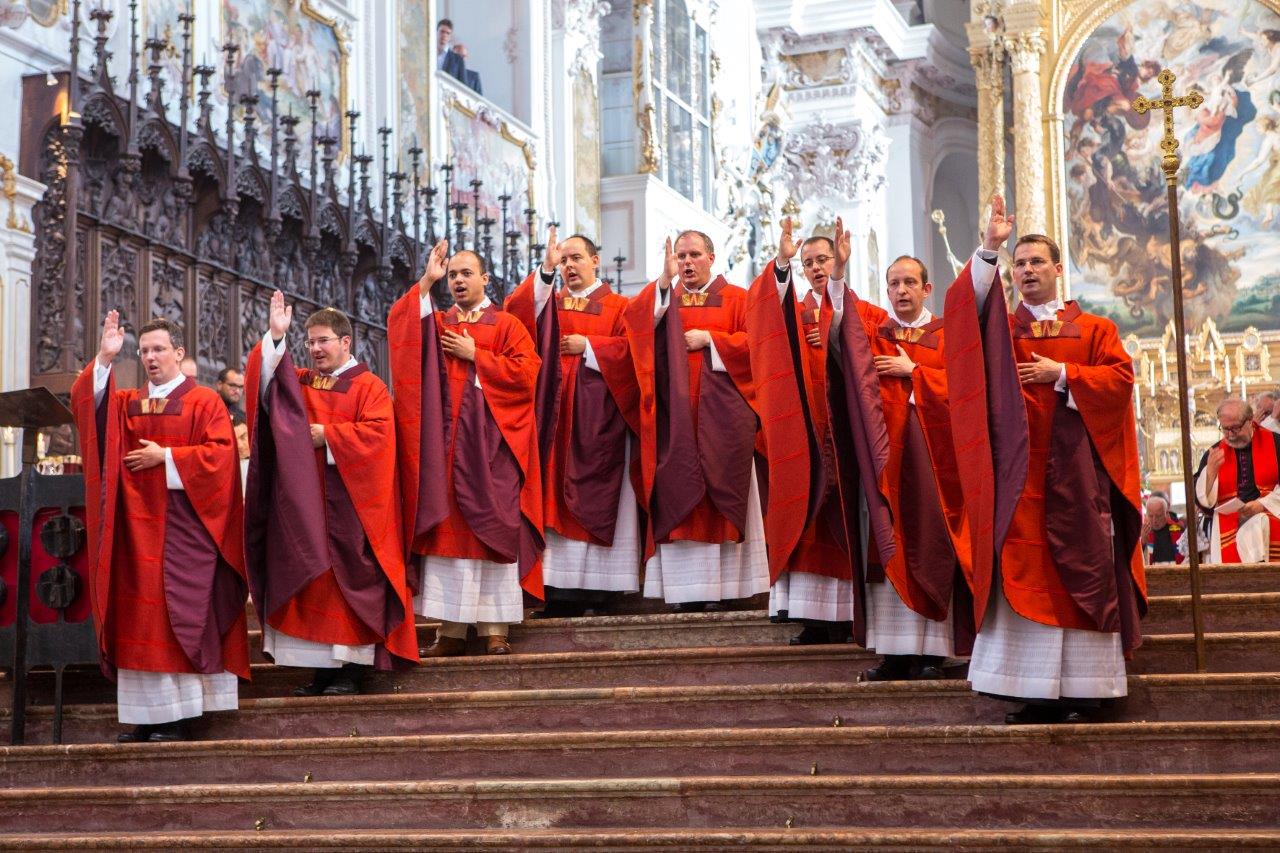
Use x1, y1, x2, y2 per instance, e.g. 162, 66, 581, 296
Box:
1149, 361, 1156, 395
1241, 376, 1248, 398
1160, 348, 1168, 382
1135, 386, 1142, 421
1224, 354, 1231, 387
1210, 349, 1217, 378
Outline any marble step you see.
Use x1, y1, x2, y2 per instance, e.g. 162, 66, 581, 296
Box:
14, 672, 1280, 745
5, 827, 1280, 851
245, 610, 804, 661
13, 627, 1280, 712
5, 721, 1280, 789
237, 592, 1280, 661
1, 773, 1277, 834
1145, 563, 1280, 597
1143, 592, 1280, 634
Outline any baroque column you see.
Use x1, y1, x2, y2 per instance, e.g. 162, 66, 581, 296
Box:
633, 0, 659, 174
563, 0, 611, 235
1004, 24, 1048, 234
967, 37, 1006, 217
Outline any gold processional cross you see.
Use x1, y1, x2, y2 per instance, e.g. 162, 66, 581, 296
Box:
1132, 67, 1209, 671
1132, 68, 1204, 183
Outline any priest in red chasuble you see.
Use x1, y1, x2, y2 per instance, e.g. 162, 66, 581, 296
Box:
71, 313, 250, 743
622, 231, 769, 611
944, 195, 1145, 725
243, 294, 419, 697
388, 241, 543, 656
1196, 397, 1280, 564
746, 218, 861, 645
506, 228, 641, 616
857, 250, 974, 680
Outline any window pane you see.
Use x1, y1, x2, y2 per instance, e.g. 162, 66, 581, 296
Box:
665, 0, 691, 103
601, 2, 633, 75
693, 26, 707, 115
601, 73, 634, 176
666, 100, 693, 201
698, 122, 710, 207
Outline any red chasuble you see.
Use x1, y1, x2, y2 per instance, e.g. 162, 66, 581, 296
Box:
1214, 428, 1280, 563
506, 273, 640, 545
853, 301, 969, 635
70, 363, 250, 680
243, 346, 419, 668
745, 263, 850, 585
944, 264, 1146, 652
387, 292, 545, 597
622, 277, 757, 556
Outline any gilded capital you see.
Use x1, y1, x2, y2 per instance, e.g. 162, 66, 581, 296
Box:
1003, 30, 1045, 73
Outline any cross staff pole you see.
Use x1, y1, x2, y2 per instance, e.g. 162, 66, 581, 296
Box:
1133, 68, 1206, 672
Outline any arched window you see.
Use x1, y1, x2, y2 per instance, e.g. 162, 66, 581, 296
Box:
599, 0, 713, 209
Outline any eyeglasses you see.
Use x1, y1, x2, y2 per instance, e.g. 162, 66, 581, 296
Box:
307, 336, 341, 348
1221, 421, 1250, 434
136, 346, 173, 357
221, 382, 245, 390
801, 255, 833, 269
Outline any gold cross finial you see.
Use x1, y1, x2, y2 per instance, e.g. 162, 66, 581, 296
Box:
1132, 69, 1204, 184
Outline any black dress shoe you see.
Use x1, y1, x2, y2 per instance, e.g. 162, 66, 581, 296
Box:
117, 725, 154, 743
322, 663, 367, 695
1004, 704, 1067, 725
790, 624, 833, 645
915, 655, 947, 680
861, 654, 916, 682
321, 675, 360, 696
148, 721, 189, 742
703, 601, 728, 612
292, 668, 337, 697
675, 602, 708, 613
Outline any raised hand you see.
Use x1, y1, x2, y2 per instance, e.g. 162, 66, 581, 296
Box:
983, 193, 1015, 252
658, 236, 678, 290
543, 224, 561, 274
268, 290, 293, 341
835, 216, 851, 272
97, 309, 126, 367
776, 217, 797, 266
420, 239, 449, 294
1205, 446, 1225, 488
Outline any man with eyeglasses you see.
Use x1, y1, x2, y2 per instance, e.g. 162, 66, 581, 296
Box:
389, 241, 543, 657
70, 313, 251, 742
944, 194, 1146, 725
217, 367, 246, 417
1195, 397, 1280, 563
506, 227, 642, 617
242, 294, 419, 696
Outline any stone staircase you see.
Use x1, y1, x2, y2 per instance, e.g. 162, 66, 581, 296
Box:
1, 563, 1279, 850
